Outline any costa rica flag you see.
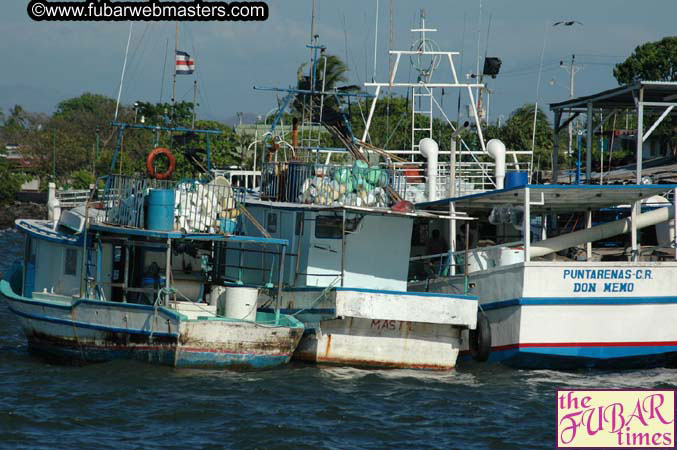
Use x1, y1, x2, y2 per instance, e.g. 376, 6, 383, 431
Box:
175, 51, 195, 75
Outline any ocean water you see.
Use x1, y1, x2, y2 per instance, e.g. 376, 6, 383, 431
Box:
0, 229, 675, 449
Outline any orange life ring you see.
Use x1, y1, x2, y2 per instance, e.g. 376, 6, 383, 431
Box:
147, 147, 176, 180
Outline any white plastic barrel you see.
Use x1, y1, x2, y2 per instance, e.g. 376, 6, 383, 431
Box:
218, 287, 258, 321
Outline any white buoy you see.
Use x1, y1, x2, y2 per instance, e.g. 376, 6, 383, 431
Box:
419, 138, 439, 202
487, 139, 506, 190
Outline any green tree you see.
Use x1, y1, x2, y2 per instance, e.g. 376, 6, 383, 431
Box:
135, 101, 194, 127
500, 104, 552, 152
613, 36, 677, 84
0, 158, 27, 204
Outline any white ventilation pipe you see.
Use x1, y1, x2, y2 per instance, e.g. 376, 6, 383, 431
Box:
47, 182, 61, 227
530, 205, 674, 258
487, 139, 506, 190
419, 138, 439, 202
643, 195, 675, 247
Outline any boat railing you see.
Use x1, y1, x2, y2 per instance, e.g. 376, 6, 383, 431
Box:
409, 240, 526, 279
453, 150, 533, 196
409, 251, 465, 280
57, 189, 93, 208
101, 174, 244, 233
260, 161, 402, 208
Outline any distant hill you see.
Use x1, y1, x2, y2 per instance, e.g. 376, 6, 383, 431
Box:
0, 84, 71, 115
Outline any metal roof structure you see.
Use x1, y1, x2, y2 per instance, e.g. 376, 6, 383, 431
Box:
418, 184, 677, 214
549, 81, 677, 185
551, 81, 677, 112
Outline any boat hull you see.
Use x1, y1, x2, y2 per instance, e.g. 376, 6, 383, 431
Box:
294, 317, 461, 370
427, 261, 677, 370
262, 287, 476, 370
1, 281, 303, 369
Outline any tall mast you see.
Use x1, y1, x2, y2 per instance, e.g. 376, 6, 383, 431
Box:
172, 22, 178, 108
388, 0, 393, 86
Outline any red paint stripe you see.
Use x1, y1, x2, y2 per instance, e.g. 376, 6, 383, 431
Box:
492, 341, 677, 351
175, 60, 194, 66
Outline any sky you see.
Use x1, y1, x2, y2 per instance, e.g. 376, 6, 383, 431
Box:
1, 0, 676, 124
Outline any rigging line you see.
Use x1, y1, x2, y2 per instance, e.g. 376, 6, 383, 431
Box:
363, 11, 370, 84
476, 0, 482, 102
499, 60, 560, 75
114, 22, 134, 121
383, 110, 408, 149
160, 38, 169, 103
531, 20, 548, 180
372, 0, 379, 83
186, 24, 214, 119
342, 14, 349, 70
456, 11, 466, 123
120, 22, 155, 101
117, 22, 151, 100
499, 66, 560, 78
576, 53, 625, 58
178, 86, 193, 102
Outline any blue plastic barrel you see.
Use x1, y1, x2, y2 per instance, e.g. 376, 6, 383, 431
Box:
219, 218, 238, 234
505, 171, 528, 189
146, 189, 175, 231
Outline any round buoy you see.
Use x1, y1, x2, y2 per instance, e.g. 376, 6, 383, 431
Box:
469, 311, 491, 362
147, 147, 176, 180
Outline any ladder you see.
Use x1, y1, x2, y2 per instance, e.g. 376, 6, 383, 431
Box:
411, 85, 434, 161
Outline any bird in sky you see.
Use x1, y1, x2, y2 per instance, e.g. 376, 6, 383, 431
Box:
553, 20, 583, 26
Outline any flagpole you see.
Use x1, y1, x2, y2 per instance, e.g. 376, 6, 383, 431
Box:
172, 22, 178, 122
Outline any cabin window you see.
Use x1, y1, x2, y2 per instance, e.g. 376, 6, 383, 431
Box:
64, 248, 77, 276
295, 212, 304, 236
267, 213, 278, 233
315, 215, 361, 239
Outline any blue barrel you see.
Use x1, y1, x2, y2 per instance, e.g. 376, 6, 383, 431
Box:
146, 189, 175, 231
505, 171, 529, 189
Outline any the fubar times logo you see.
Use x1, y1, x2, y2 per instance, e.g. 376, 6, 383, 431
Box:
557, 389, 676, 448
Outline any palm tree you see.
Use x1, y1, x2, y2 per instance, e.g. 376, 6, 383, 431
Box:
293, 54, 357, 120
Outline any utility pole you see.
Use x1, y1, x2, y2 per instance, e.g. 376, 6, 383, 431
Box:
560, 54, 582, 156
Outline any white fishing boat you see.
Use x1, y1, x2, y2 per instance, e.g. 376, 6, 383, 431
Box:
413, 82, 677, 369
234, 196, 477, 370
234, 14, 480, 370
2, 123, 304, 369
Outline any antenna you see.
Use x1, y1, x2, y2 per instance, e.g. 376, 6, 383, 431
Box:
410, 8, 440, 82
372, 0, 379, 82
